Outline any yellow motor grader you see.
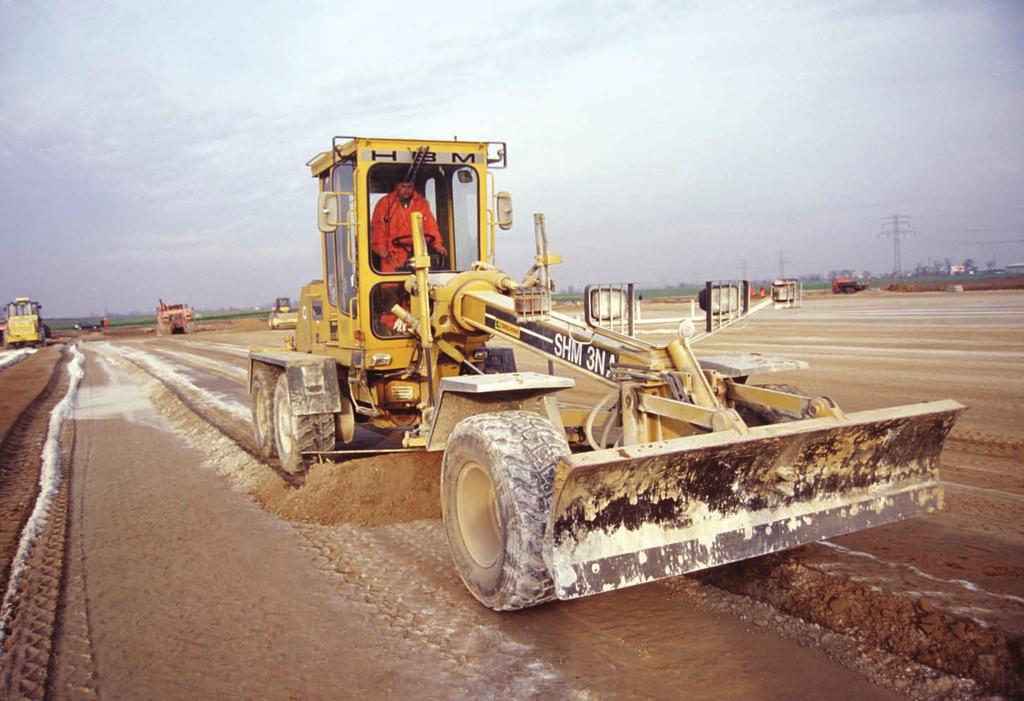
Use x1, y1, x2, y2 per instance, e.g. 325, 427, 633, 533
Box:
268, 296, 298, 330
3, 297, 46, 349
248, 136, 963, 610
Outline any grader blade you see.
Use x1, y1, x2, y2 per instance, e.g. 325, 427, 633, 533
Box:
546, 399, 963, 600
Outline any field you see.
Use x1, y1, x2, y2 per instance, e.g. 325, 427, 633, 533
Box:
0, 290, 1021, 699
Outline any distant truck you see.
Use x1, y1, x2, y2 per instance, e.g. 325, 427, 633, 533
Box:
156, 299, 196, 335
832, 276, 869, 294
3, 297, 45, 348
268, 296, 298, 330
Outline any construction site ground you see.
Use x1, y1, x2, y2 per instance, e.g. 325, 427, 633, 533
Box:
0, 289, 1020, 700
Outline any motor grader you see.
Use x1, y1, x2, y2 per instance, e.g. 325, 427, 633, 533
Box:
269, 296, 298, 330
3, 297, 45, 349
248, 136, 963, 611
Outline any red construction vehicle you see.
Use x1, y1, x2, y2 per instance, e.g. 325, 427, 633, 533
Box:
832, 276, 869, 294
156, 300, 196, 335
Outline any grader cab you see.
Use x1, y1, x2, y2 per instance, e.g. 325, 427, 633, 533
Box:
248, 136, 962, 610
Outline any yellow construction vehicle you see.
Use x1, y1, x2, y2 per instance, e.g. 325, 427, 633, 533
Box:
268, 296, 298, 330
248, 136, 963, 610
3, 297, 45, 349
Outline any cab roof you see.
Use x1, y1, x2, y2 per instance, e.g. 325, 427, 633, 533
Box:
305, 136, 501, 177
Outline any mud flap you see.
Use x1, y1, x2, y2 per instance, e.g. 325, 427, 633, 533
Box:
545, 400, 964, 600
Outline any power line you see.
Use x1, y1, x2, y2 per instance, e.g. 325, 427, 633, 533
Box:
777, 249, 791, 279
879, 215, 915, 277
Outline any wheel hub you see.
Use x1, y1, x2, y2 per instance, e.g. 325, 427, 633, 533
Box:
274, 389, 294, 458
456, 463, 501, 568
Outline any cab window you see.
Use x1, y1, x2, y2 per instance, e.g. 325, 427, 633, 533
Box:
332, 163, 357, 316
320, 174, 338, 308
367, 163, 479, 275
451, 167, 479, 270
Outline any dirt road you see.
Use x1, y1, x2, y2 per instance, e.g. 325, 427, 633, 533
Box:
0, 290, 1020, 699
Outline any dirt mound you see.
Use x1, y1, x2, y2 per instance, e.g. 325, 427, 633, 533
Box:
887, 275, 1024, 293
700, 551, 1023, 697
254, 453, 442, 527
220, 316, 270, 332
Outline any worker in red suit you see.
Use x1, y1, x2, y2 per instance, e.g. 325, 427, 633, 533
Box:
371, 180, 447, 272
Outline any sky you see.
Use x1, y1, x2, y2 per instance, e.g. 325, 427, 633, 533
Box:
1, 0, 1022, 317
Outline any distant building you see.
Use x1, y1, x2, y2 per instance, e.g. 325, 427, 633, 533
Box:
1007, 262, 1024, 273
949, 264, 966, 275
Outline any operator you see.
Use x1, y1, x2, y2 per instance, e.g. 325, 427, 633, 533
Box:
370, 179, 447, 272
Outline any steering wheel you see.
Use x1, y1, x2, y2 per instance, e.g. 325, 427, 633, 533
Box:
391, 234, 446, 270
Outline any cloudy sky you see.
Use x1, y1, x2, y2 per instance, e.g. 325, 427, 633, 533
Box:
1, 0, 1022, 316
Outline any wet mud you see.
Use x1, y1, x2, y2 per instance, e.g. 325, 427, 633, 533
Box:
0, 292, 1021, 699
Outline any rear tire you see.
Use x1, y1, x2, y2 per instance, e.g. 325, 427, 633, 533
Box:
251, 369, 278, 459
272, 374, 334, 474
334, 397, 355, 444
441, 410, 569, 610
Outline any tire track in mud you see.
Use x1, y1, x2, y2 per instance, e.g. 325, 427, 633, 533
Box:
946, 428, 1024, 459
0, 349, 97, 700
0, 421, 95, 701
94, 343, 262, 462
88, 343, 589, 699
92, 339, 1003, 700
47, 417, 100, 701
0, 352, 68, 597
0, 470, 70, 700
294, 523, 581, 699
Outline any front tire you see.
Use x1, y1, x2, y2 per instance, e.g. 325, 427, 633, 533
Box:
441, 410, 569, 610
272, 374, 334, 474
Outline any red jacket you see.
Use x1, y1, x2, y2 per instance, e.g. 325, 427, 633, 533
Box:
371, 192, 445, 272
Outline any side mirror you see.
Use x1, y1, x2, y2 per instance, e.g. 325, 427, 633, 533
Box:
495, 191, 513, 230
318, 192, 340, 233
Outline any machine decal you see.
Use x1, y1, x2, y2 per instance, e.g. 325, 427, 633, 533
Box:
484, 307, 618, 379
360, 149, 479, 164
493, 318, 521, 339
